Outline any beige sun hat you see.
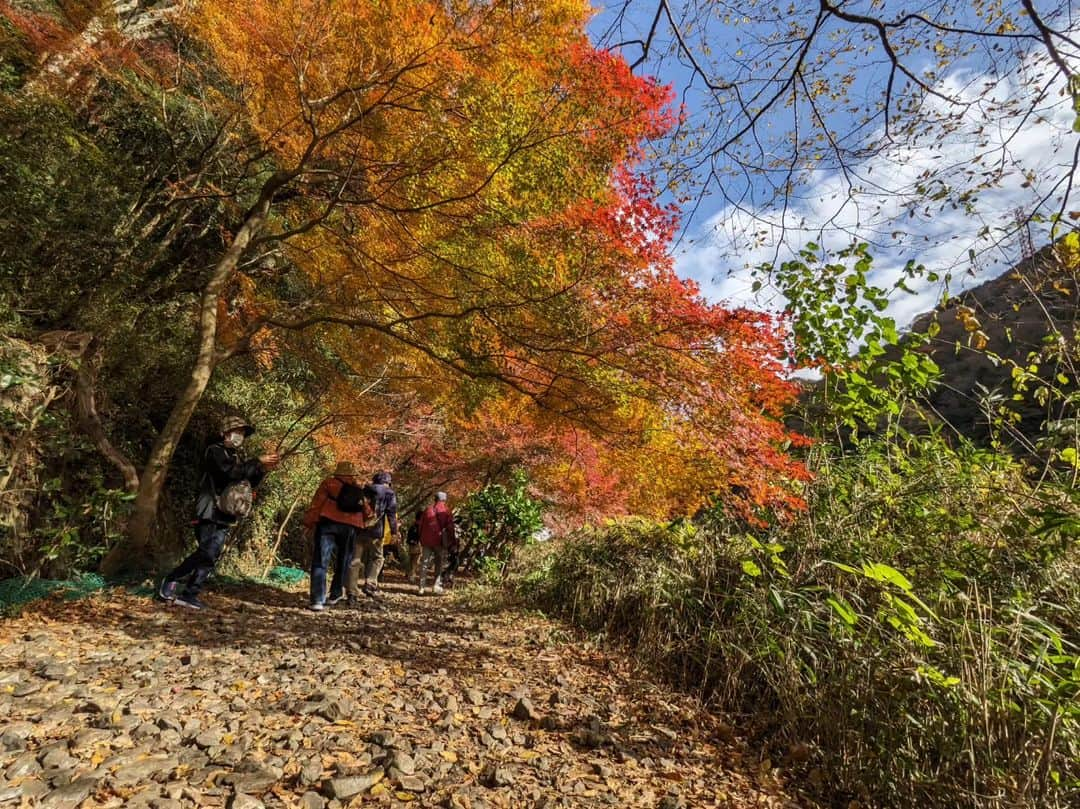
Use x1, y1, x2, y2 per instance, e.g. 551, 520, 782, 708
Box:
334, 461, 358, 477
220, 415, 255, 437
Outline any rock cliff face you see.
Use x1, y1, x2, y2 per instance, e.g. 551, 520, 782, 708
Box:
902, 247, 1077, 442
24, 0, 176, 93
793, 245, 1080, 444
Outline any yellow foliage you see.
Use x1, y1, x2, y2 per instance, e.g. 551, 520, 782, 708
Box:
1055, 231, 1080, 271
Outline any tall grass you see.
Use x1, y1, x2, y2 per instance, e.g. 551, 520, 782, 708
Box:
506, 437, 1080, 807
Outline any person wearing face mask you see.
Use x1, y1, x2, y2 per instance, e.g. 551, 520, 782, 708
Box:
158, 415, 280, 609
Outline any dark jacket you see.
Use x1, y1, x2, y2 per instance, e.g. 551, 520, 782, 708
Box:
194, 442, 265, 525
364, 479, 398, 538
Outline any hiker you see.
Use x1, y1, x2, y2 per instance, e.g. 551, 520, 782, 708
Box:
346, 470, 397, 602
417, 491, 455, 595
405, 509, 423, 582
442, 515, 461, 588
303, 461, 367, 611
159, 415, 280, 609
380, 523, 409, 582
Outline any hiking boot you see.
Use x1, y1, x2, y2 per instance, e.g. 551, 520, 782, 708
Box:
308, 602, 325, 612
174, 595, 206, 610
346, 595, 359, 608
361, 583, 379, 599
158, 578, 178, 602
327, 594, 346, 605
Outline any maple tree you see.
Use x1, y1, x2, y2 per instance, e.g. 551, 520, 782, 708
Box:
302, 164, 810, 527
3, 0, 809, 571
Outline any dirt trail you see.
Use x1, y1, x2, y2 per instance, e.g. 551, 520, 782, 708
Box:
0, 574, 806, 808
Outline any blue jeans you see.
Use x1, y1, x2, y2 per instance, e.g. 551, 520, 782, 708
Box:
166, 521, 228, 599
310, 521, 356, 605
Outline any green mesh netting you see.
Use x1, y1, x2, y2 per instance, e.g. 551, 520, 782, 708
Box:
267, 565, 305, 585
0, 573, 109, 610
0, 566, 305, 610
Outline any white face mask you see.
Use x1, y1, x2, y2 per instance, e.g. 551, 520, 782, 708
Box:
224, 430, 245, 448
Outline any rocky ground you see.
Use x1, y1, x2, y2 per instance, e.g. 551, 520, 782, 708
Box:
0, 574, 807, 808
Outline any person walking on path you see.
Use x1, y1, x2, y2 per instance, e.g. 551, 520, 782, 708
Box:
379, 525, 409, 583
442, 520, 461, 589
417, 491, 455, 595
302, 461, 367, 611
159, 415, 279, 609
405, 509, 423, 583
346, 470, 397, 603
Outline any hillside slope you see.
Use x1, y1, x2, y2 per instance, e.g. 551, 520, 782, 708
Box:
903, 246, 1078, 441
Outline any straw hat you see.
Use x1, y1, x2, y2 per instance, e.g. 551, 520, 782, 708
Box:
334, 461, 357, 477
220, 415, 255, 437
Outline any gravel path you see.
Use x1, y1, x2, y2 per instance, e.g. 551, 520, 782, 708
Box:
0, 575, 805, 808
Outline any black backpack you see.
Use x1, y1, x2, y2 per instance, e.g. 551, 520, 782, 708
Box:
331, 478, 366, 513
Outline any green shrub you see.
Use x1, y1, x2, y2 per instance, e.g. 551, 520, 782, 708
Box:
457, 470, 544, 572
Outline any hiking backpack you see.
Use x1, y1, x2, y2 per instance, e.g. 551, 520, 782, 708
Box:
216, 479, 254, 519
203, 446, 255, 519
331, 478, 366, 513
332, 479, 380, 527
358, 483, 382, 529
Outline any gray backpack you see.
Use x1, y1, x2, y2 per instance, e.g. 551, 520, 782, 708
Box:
216, 479, 253, 519
204, 447, 254, 519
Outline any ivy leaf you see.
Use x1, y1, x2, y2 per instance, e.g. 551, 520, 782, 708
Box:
741, 560, 762, 577
826, 595, 858, 626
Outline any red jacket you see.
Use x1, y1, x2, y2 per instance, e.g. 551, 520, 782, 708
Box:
303, 476, 366, 531
419, 501, 455, 549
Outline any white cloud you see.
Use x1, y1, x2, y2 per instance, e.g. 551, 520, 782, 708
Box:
675, 51, 1078, 334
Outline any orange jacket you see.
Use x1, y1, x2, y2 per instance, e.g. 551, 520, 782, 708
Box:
303, 476, 366, 531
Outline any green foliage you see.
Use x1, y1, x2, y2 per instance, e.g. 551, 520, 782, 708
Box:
0, 14, 33, 92
506, 433, 1080, 808
766, 242, 899, 368
34, 477, 133, 572
0, 333, 136, 576
457, 470, 544, 571
0, 94, 134, 315
764, 242, 941, 433
17, 407, 135, 575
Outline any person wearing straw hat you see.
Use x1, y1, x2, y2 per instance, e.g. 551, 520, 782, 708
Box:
302, 460, 369, 611
159, 415, 279, 610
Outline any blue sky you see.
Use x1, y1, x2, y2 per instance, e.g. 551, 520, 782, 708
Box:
588, 1, 1080, 329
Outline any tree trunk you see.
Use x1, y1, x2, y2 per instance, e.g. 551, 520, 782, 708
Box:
98, 188, 278, 576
